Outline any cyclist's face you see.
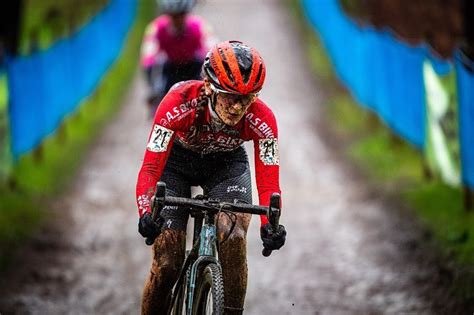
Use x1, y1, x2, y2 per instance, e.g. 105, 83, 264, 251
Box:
170, 12, 186, 30
214, 92, 256, 126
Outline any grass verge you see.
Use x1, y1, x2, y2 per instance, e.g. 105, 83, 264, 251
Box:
288, 0, 474, 304
0, 0, 154, 270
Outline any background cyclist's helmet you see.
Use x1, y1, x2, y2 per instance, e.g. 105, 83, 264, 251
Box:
159, 0, 194, 14
203, 40, 266, 95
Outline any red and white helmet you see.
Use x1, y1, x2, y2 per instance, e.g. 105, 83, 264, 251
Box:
202, 40, 266, 95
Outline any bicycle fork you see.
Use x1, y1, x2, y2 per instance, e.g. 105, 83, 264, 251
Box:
186, 219, 220, 314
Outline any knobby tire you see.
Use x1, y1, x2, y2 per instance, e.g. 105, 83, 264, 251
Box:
192, 263, 224, 315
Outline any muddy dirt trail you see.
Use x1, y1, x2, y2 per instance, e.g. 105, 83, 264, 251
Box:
0, 0, 463, 314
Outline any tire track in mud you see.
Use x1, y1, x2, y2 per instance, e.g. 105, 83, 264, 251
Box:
0, 0, 464, 314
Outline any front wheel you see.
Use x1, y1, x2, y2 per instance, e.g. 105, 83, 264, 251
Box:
170, 269, 188, 315
192, 263, 224, 315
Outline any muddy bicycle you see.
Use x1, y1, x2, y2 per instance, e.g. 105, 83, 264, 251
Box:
145, 181, 281, 314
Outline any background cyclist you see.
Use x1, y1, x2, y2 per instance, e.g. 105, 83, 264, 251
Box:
136, 40, 287, 314
140, 0, 216, 116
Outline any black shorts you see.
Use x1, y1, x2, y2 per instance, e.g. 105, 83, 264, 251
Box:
159, 143, 252, 231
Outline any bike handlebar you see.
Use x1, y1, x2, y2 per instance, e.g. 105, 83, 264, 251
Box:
160, 196, 269, 215
146, 182, 281, 257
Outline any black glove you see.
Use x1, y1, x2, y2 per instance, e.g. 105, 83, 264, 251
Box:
260, 223, 286, 251
138, 212, 163, 240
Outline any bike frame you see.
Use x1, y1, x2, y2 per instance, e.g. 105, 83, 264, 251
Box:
150, 181, 280, 314
187, 212, 220, 313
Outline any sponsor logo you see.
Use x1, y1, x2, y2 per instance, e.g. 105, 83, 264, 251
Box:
147, 125, 173, 152
259, 138, 279, 165
245, 113, 274, 138
165, 98, 199, 122
221, 128, 240, 136
227, 185, 247, 194
137, 195, 151, 216
178, 131, 244, 154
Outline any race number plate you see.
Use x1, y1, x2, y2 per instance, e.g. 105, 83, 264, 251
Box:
259, 138, 279, 165
147, 124, 173, 152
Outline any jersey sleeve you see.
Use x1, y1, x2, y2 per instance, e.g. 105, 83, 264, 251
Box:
246, 103, 282, 226
140, 19, 160, 68
135, 85, 195, 217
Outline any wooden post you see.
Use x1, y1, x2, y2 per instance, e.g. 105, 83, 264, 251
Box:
421, 159, 433, 181
464, 186, 473, 211
389, 132, 403, 147
7, 174, 17, 191
56, 122, 67, 145
33, 143, 44, 163
463, 0, 474, 62
462, 0, 474, 212
0, 1, 22, 55
366, 110, 379, 133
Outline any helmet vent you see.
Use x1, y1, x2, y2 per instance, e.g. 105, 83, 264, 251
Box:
217, 47, 236, 85
235, 45, 252, 84
254, 63, 264, 88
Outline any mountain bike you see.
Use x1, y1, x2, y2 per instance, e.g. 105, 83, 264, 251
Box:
145, 181, 281, 315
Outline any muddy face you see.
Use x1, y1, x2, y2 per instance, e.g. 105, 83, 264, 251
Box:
214, 92, 256, 126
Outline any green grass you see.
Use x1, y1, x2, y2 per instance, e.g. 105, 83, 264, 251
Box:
0, 73, 13, 187
406, 184, 474, 263
288, 0, 474, 302
0, 0, 155, 269
0, 196, 43, 267
0, 74, 7, 110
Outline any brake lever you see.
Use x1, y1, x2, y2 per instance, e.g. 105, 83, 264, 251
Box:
262, 193, 281, 257
145, 181, 167, 246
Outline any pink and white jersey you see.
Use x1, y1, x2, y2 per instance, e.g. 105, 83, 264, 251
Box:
140, 14, 215, 67
136, 81, 281, 225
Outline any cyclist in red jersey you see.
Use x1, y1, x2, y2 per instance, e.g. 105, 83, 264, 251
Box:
140, 0, 216, 115
136, 40, 286, 314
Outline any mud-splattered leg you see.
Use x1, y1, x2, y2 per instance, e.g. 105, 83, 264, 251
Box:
141, 229, 186, 315
216, 212, 251, 315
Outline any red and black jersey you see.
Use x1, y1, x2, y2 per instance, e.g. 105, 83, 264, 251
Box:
136, 80, 281, 225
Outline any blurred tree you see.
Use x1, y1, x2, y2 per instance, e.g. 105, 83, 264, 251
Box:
0, 2, 21, 184
0, 1, 22, 55
461, 0, 474, 67
340, 0, 463, 59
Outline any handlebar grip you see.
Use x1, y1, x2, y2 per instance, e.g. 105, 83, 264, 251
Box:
145, 237, 155, 246
262, 193, 281, 257
144, 182, 167, 247
262, 248, 273, 257
152, 182, 167, 221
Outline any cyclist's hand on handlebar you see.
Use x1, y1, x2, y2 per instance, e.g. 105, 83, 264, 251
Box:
138, 212, 163, 240
260, 223, 286, 251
